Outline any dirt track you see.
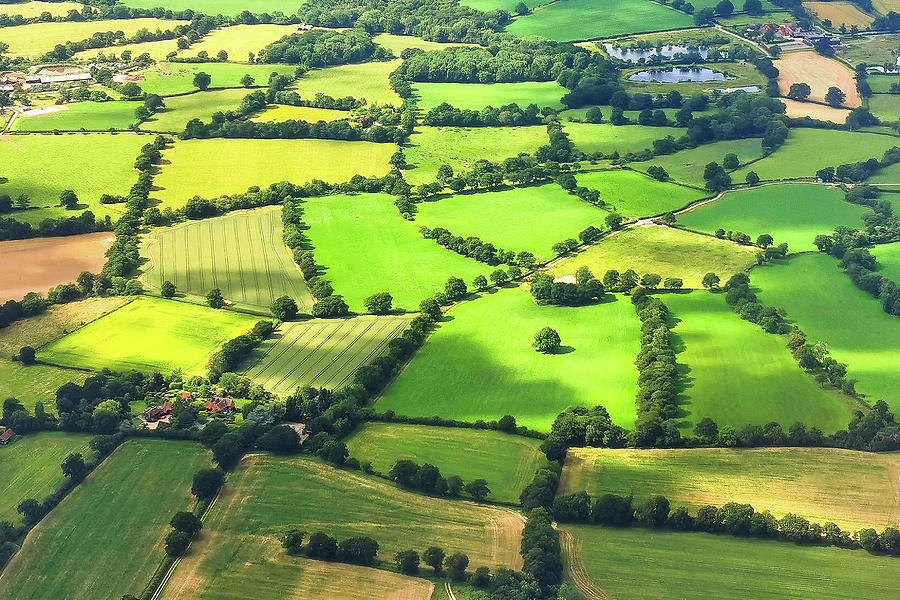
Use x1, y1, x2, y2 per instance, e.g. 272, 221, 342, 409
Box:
558, 528, 610, 600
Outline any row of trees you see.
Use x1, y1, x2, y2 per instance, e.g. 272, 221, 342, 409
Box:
181, 114, 407, 144
420, 225, 532, 267
530, 267, 605, 306
282, 530, 380, 566
422, 102, 544, 127
207, 320, 275, 382
388, 459, 490, 500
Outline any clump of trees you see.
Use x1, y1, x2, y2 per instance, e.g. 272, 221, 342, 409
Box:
208, 320, 275, 382
530, 267, 604, 306
420, 226, 524, 266
281, 530, 380, 566
259, 29, 388, 66
423, 102, 542, 127
387, 459, 490, 500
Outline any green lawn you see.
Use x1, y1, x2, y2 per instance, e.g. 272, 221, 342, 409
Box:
0, 440, 210, 600
302, 193, 491, 311
178, 23, 298, 61
664, 291, 855, 432
574, 169, 706, 217
140, 88, 249, 132
553, 225, 758, 289
119, 0, 304, 15
505, 0, 695, 41
872, 240, 900, 282
562, 524, 900, 600
153, 138, 395, 209
136, 62, 297, 96
866, 93, 900, 122
404, 125, 549, 186
12, 100, 140, 132
753, 252, 900, 409
0, 432, 93, 524
293, 60, 402, 107
0, 133, 146, 224
413, 81, 566, 111
140, 206, 313, 311
346, 422, 549, 503
378, 287, 641, 431
415, 184, 608, 260
39, 297, 259, 375
559, 447, 900, 531
563, 122, 685, 156
0, 18, 183, 57
632, 138, 766, 186
677, 183, 870, 252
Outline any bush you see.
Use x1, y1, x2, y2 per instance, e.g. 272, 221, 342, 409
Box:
17, 346, 35, 364
533, 327, 561, 353
191, 467, 225, 500
363, 292, 393, 315
271, 295, 299, 321
312, 295, 349, 318
165, 530, 191, 557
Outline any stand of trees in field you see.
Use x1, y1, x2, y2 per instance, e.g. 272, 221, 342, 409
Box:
423, 102, 543, 127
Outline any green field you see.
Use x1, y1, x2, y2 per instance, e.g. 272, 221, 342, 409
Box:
866, 93, 900, 121
574, 169, 706, 217
160, 454, 523, 600
72, 38, 181, 61
153, 138, 395, 209
239, 314, 416, 395
505, 0, 695, 41
250, 104, 349, 122
39, 297, 258, 375
460, 0, 550, 10
415, 184, 607, 260
0, 133, 146, 224
867, 75, 900, 94
136, 62, 296, 96
302, 193, 491, 311
12, 100, 139, 132
664, 291, 855, 432
0, 18, 183, 57
0, 361, 89, 414
0, 1, 84, 17
677, 183, 870, 252
633, 138, 766, 186
560, 447, 900, 531
140, 206, 313, 311
119, 0, 304, 15
872, 240, 900, 282
404, 125, 549, 186
346, 422, 549, 503
373, 33, 473, 54
562, 524, 900, 600
563, 122, 685, 156
378, 287, 641, 431
553, 225, 759, 289
178, 23, 298, 61
413, 81, 566, 111
139, 88, 249, 132
0, 432, 93, 524
294, 60, 402, 107
733, 129, 900, 182
754, 252, 900, 408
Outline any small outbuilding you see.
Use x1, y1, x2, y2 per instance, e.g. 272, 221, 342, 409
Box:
0, 429, 15, 445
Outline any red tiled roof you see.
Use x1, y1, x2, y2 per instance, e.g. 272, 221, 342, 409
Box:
0, 429, 15, 443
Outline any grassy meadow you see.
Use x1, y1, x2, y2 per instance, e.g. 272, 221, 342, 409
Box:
0, 440, 210, 600
872, 240, 900, 282
378, 288, 641, 431
0, 1, 84, 17
178, 24, 298, 61
72, 38, 181, 61
12, 100, 139, 132
632, 138, 765, 186
239, 314, 416, 395
0, 18, 183, 57
250, 104, 349, 122
574, 169, 706, 216
0, 362, 89, 414
563, 122, 684, 156
139, 88, 249, 132
302, 193, 491, 311
346, 422, 549, 503
413, 81, 566, 111
374, 33, 474, 54
294, 60, 402, 107
136, 62, 296, 96
865, 93, 900, 122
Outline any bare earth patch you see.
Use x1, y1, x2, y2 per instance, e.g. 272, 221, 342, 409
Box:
776, 51, 861, 107
778, 97, 851, 123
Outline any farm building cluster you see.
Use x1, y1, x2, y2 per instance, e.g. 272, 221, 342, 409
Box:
139, 391, 236, 430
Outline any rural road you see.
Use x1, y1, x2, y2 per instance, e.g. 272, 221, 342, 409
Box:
445, 582, 457, 600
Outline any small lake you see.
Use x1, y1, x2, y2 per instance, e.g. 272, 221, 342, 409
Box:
604, 43, 709, 61
628, 67, 735, 83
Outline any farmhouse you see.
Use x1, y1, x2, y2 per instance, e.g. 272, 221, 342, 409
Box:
205, 397, 236, 415
141, 401, 173, 429
0, 428, 15, 445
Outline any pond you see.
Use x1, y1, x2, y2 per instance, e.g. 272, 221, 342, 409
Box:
628, 67, 735, 83
604, 43, 709, 62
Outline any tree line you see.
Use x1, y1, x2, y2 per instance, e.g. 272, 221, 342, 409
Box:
423, 102, 544, 127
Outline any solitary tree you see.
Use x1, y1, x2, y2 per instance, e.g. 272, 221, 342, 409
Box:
18, 346, 35, 364
191, 468, 225, 500
61, 453, 88, 482
165, 530, 191, 557
701, 272, 720, 289
216, 50, 228, 61
514, 1, 529, 14
464, 479, 490, 501
193, 72, 212, 90
363, 292, 393, 314
787, 82, 811, 100
170, 512, 203, 536
444, 276, 467, 301
271, 295, 299, 320
640, 273, 662, 289
207, 288, 225, 309
714, 0, 733, 16
240, 74, 255, 87
394, 550, 420, 575
445, 552, 470, 582
161, 280, 176, 298
489, 269, 509, 286
59, 189, 79, 209
472, 275, 488, 291
282, 529, 305, 554
722, 153, 739, 170
756, 233, 774, 248
532, 327, 561, 353
825, 86, 846, 107
745, 171, 760, 185
422, 546, 445, 574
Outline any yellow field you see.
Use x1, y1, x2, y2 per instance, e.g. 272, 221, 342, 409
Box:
778, 97, 851, 122
373, 33, 474, 54
775, 50, 861, 107
873, 0, 900, 14
806, 2, 875, 27
178, 24, 298, 62
73, 38, 180, 61
0, 1, 84, 17
249, 104, 350, 122
0, 18, 183, 57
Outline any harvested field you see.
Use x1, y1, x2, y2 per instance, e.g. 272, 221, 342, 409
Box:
0, 18, 183, 57
0, 1, 84, 17
873, 0, 900, 13
806, 2, 874, 27
178, 23, 298, 61
775, 50, 861, 107
574, 169, 706, 217
778, 97, 850, 122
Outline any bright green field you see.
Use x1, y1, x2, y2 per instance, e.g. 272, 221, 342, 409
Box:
154, 138, 395, 209
553, 225, 759, 289
139, 88, 249, 132
0, 361, 88, 414
562, 525, 900, 600
140, 206, 313, 311
294, 60, 402, 107
0, 1, 84, 17
178, 24, 298, 61
239, 314, 415, 395
505, 0, 695, 42
250, 104, 349, 122
72, 38, 181, 61
373, 33, 474, 54
678, 183, 870, 252
119, 0, 303, 15
0, 440, 210, 600
733, 129, 900, 182
560, 447, 900, 531
633, 138, 765, 187
563, 122, 684, 156
404, 125, 549, 186
872, 240, 900, 282
867, 75, 900, 94
303, 193, 491, 311
136, 62, 296, 96
754, 252, 900, 409
413, 81, 566, 111
664, 291, 854, 432
0, 432, 93, 524
12, 100, 139, 132
460, 0, 550, 10
574, 169, 706, 217
0, 133, 145, 224
866, 94, 900, 121
415, 184, 607, 260
39, 297, 258, 375
346, 422, 549, 503
0, 18, 183, 57
378, 287, 641, 431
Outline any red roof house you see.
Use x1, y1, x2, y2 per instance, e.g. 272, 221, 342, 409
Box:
205, 397, 236, 415
0, 429, 15, 445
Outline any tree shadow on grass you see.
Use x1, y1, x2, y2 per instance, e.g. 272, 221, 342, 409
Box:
554, 345, 576, 354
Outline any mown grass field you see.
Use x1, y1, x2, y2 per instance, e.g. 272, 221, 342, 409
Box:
663, 291, 855, 432
119, 0, 303, 14
872, 240, 900, 282
39, 297, 258, 375
677, 183, 869, 252
72, 38, 181, 61
294, 60, 402, 107
0, 362, 89, 414
0, 18, 183, 57
373, 32, 474, 54
0, 1, 84, 17
404, 125, 549, 186
415, 184, 607, 260
560, 447, 900, 531
563, 122, 684, 156
378, 287, 641, 431
178, 24, 298, 61
136, 62, 296, 96
553, 225, 758, 289
12, 100, 139, 132
866, 74, 900, 94
154, 138, 395, 209
562, 524, 900, 600
250, 104, 349, 122
865, 93, 900, 122
0, 432, 93, 524
505, 0, 695, 41
140, 88, 249, 132
140, 206, 313, 311
161, 454, 523, 600
632, 138, 765, 186
574, 169, 706, 217
346, 423, 549, 503
0, 133, 145, 224
302, 193, 491, 311
239, 314, 415, 395
413, 81, 566, 111
0, 440, 210, 600
754, 252, 900, 408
